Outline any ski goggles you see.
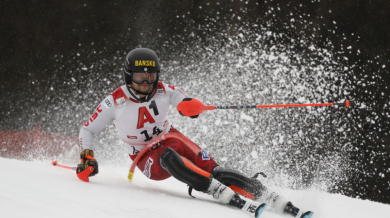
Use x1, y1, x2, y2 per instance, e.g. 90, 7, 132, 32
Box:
132, 72, 158, 84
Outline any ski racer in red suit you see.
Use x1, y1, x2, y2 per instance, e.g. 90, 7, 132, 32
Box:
77, 48, 313, 218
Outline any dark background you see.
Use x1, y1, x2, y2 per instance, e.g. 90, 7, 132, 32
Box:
1, 0, 389, 204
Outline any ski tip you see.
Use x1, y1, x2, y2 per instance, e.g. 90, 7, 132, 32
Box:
301, 211, 314, 218
51, 161, 57, 166
255, 203, 266, 218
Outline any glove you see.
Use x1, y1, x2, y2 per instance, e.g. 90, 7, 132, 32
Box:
177, 98, 204, 118
77, 149, 99, 177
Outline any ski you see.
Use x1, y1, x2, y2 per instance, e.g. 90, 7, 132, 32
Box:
284, 201, 314, 218
297, 211, 314, 218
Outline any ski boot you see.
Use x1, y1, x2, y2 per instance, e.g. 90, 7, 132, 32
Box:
208, 178, 267, 218
229, 193, 267, 218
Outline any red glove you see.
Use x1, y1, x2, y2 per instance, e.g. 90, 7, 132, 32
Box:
77, 149, 99, 177
177, 98, 208, 118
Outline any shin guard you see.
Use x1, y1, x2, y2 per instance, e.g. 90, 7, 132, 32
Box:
160, 147, 212, 192
211, 166, 267, 200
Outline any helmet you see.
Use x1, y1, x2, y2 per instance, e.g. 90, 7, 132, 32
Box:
123, 48, 160, 102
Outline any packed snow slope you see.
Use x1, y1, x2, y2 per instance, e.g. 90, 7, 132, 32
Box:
0, 157, 389, 218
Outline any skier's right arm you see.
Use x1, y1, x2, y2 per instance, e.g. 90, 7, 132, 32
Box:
78, 96, 115, 151
77, 96, 115, 176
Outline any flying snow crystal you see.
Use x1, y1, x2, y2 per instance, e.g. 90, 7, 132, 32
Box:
251, 150, 258, 159
155, 17, 354, 190
240, 112, 254, 123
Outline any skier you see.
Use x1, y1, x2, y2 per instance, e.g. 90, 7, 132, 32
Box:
77, 48, 313, 218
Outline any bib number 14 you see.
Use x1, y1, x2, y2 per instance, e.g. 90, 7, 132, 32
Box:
141, 126, 163, 142
138, 100, 162, 141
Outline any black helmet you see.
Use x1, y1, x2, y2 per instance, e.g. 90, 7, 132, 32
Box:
123, 48, 160, 102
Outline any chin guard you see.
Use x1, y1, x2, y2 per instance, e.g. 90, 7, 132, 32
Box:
76, 166, 95, 182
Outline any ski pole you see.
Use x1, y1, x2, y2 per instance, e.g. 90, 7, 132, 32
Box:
51, 160, 94, 182
52, 161, 76, 170
177, 98, 355, 117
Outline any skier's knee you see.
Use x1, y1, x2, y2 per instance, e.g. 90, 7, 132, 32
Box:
211, 166, 267, 200
160, 147, 211, 192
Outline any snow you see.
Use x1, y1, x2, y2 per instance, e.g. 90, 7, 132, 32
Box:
1, 157, 389, 218
241, 112, 254, 123
251, 150, 259, 159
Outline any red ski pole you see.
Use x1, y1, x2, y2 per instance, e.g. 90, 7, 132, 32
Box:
52, 161, 76, 170
177, 99, 355, 117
